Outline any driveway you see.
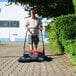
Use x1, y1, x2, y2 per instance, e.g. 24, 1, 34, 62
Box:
0, 42, 76, 76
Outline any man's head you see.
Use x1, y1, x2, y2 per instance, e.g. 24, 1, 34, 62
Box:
30, 10, 36, 19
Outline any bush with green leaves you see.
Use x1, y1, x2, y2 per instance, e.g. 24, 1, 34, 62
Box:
54, 14, 76, 56
45, 22, 63, 54
73, 0, 76, 13
46, 14, 76, 56
73, 0, 76, 7
62, 40, 76, 56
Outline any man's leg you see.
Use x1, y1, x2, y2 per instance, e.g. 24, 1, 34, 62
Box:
29, 43, 33, 50
28, 35, 33, 50
34, 43, 38, 50
33, 35, 39, 50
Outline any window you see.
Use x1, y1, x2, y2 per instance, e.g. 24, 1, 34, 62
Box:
0, 20, 19, 27
0, 8, 1, 13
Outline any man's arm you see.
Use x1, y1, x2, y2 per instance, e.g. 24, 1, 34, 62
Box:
25, 19, 29, 31
25, 20, 33, 34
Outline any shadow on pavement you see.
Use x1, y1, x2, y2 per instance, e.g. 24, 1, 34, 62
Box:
0, 53, 65, 58
0, 55, 53, 63
46, 53, 65, 57
44, 56, 53, 62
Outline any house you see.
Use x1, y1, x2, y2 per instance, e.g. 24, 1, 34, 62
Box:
0, 2, 52, 42
0, 2, 29, 41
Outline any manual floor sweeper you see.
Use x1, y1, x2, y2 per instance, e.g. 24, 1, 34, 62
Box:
18, 28, 45, 62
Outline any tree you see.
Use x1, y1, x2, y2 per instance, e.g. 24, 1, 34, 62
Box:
8, 0, 75, 17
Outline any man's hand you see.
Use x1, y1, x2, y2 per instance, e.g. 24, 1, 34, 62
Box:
25, 26, 33, 34
40, 26, 43, 31
25, 25, 29, 31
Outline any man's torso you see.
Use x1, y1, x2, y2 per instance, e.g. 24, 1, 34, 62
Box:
27, 17, 41, 35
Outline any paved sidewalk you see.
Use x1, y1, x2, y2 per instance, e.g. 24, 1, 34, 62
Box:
0, 42, 76, 76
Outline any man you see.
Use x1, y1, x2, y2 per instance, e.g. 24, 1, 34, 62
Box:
25, 10, 42, 50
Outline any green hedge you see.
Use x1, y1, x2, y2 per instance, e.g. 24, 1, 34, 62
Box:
73, 0, 76, 13
62, 40, 76, 56
73, 0, 76, 7
45, 22, 63, 53
46, 14, 76, 56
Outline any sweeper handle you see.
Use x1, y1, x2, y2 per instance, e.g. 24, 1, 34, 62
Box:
23, 28, 45, 56
40, 29, 45, 56
23, 30, 27, 51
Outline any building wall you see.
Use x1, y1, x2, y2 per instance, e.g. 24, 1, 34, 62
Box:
0, 2, 29, 41
0, 2, 48, 42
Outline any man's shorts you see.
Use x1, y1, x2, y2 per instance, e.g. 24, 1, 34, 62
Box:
28, 35, 39, 44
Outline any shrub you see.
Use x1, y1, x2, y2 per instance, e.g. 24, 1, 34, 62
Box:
73, 0, 76, 7
55, 14, 76, 40
54, 14, 76, 56
45, 22, 63, 54
46, 14, 76, 56
62, 40, 76, 56
73, 0, 76, 13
